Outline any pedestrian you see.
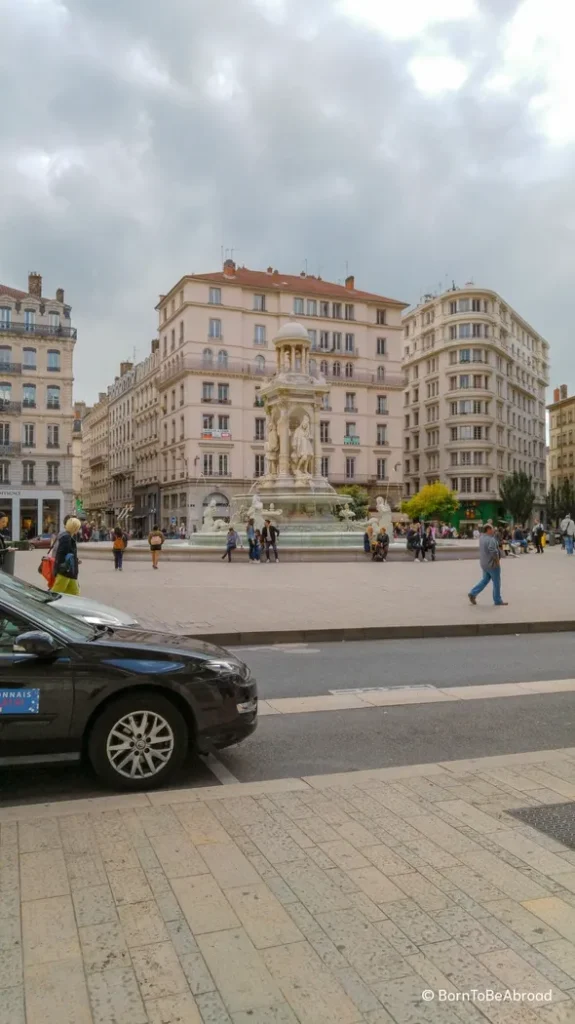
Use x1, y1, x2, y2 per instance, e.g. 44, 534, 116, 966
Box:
246, 518, 256, 561
261, 518, 280, 562
179, 523, 186, 541
468, 524, 508, 607
51, 516, 82, 595
221, 526, 239, 562
422, 525, 436, 562
254, 529, 263, 562
0, 509, 9, 568
560, 513, 575, 555
407, 523, 424, 562
148, 524, 164, 569
532, 521, 545, 554
372, 526, 389, 562
112, 526, 126, 571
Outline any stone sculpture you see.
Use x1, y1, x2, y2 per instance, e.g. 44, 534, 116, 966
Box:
201, 498, 228, 533
265, 414, 279, 477
290, 414, 314, 478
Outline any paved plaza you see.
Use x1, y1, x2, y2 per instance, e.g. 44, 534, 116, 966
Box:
2, 748, 575, 1024
15, 546, 575, 641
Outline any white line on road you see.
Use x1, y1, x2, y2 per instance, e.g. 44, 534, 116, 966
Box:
200, 752, 240, 785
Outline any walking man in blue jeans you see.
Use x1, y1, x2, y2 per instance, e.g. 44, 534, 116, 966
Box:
468, 524, 508, 606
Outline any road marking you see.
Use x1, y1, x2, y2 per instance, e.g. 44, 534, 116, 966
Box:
200, 752, 240, 785
258, 678, 575, 716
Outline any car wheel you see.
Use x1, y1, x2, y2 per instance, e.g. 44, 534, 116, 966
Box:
87, 693, 189, 791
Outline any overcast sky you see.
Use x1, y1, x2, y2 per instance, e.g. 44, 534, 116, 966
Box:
1, 0, 573, 402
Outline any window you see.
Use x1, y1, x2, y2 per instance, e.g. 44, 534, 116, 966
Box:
376, 337, 387, 356
171, 389, 176, 411
332, 302, 342, 319
203, 454, 213, 476
473, 426, 483, 440
375, 366, 385, 382
460, 451, 472, 465
307, 299, 317, 316
47, 461, 59, 485
377, 458, 387, 480
0, 346, 11, 368
218, 383, 229, 403
332, 332, 342, 351
320, 331, 330, 350
253, 294, 266, 311
333, 362, 341, 377
0, 461, 9, 483
345, 456, 356, 479
376, 309, 386, 325
321, 456, 329, 477
254, 324, 266, 345
345, 392, 357, 412
22, 461, 35, 483
202, 382, 214, 401
473, 477, 483, 493
320, 421, 330, 443
47, 350, 60, 371
320, 360, 329, 376
23, 347, 36, 369
180, 415, 185, 439
24, 310, 35, 331
0, 423, 9, 444
307, 329, 317, 349
345, 362, 354, 378
209, 287, 221, 305
217, 349, 228, 368
163, 335, 167, 357
218, 454, 229, 476
255, 354, 266, 372
460, 477, 472, 493
47, 424, 59, 448
255, 418, 265, 440
203, 414, 214, 431
376, 395, 387, 415
218, 415, 229, 431
320, 301, 330, 317
203, 348, 214, 368
459, 349, 471, 362
180, 383, 185, 406
23, 423, 35, 447
179, 320, 184, 344
345, 333, 354, 353
208, 318, 222, 339
377, 424, 387, 446
171, 329, 175, 351
345, 421, 356, 438
473, 451, 483, 465
293, 298, 304, 315
23, 384, 36, 408
0, 307, 11, 326
345, 304, 355, 321
254, 453, 265, 477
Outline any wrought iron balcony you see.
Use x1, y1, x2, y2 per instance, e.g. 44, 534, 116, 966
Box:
0, 363, 21, 375
0, 322, 76, 339
0, 400, 21, 415
0, 443, 21, 456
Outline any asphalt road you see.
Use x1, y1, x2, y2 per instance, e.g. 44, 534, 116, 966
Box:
234, 633, 575, 698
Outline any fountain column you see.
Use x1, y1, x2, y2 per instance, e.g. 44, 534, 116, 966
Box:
278, 403, 290, 477
313, 401, 322, 478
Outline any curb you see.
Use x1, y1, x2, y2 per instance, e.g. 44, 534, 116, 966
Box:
191, 620, 575, 647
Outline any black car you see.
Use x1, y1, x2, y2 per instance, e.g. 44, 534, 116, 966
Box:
0, 589, 257, 790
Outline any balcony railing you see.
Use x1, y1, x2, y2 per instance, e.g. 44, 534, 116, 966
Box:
0, 443, 21, 457
89, 452, 106, 466
160, 358, 274, 388
0, 401, 21, 415
0, 363, 21, 375
46, 442, 60, 449
47, 401, 61, 410
22, 400, 36, 409
343, 435, 361, 445
0, 322, 76, 339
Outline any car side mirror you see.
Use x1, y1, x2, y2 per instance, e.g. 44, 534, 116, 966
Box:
14, 631, 61, 658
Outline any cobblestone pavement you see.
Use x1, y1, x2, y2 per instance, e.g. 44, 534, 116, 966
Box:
14, 547, 575, 639
3, 748, 575, 1023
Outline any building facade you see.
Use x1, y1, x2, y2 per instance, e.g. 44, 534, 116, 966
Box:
0, 272, 76, 540
108, 362, 136, 527
82, 393, 110, 523
547, 385, 575, 488
133, 340, 161, 535
156, 261, 406, 532
402, 286, 549, 527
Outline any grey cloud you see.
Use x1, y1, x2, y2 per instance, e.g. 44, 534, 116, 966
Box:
0, 0, 573, 399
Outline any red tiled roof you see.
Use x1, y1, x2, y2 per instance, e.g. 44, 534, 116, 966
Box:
188, 267, 408, 307
0, 284, 27, 299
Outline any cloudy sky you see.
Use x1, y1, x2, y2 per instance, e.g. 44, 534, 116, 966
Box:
1, 0, 573, 401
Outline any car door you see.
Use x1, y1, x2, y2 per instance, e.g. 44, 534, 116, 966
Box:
0, 606, 74, 753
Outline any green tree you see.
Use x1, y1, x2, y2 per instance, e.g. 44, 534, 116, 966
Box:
558, 478, 575, 517
545, 483, 561, 526
337, 484, 369, 520
402, 482, 459, 524
499, 471, 535, 525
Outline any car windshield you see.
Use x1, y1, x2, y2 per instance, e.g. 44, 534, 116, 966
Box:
0, 588, 97, 643
0, 570, 60, 606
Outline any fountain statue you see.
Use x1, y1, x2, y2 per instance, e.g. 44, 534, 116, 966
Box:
290, 414, 314, 480
201, 498, 228, 533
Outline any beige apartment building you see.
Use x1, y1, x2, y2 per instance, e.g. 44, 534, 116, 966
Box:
0, 272, 76, 540
155, 260, 406, 531
547, 385, 575, 487
402, 286, 549, 528
132, 340, 161, 534
108, 361, 136, 525
82, 393, 110, 522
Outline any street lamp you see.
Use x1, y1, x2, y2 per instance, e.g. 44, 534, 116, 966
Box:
385, 462, 402, 504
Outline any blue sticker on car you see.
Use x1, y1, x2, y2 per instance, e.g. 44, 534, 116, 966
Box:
0, 689, 40, 714
102, 660, 185, 675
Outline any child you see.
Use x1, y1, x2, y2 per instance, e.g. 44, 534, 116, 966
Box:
112, 526, 125, 571
253, 529, 262, 562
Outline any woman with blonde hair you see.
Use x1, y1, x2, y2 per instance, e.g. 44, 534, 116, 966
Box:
51, 516, 82, 595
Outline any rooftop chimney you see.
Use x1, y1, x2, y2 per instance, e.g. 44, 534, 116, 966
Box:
223, 259, 236, 278
345, 275, 355, 291
151, 338, 160, 352
56, 288, 64, 304
28, 272, 42, 298
554, 388, 560, 403
98, 392, 107, 403
267, 266, 273, 274
560, 384, 568, 400
120, 361, 133, 377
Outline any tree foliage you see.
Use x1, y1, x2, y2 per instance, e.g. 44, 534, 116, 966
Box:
337, 484, 369, 520
401, 482, 459, 523
546, 480, 575, 525
499, 472, 535, 524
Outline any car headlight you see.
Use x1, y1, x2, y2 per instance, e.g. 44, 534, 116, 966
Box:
207, 659, 241, 674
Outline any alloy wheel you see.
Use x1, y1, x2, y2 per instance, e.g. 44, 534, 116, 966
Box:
106, 710, 175, 779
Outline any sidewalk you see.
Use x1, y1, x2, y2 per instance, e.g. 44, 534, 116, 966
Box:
3, 747, 575, 1023
15, 547, 575, 644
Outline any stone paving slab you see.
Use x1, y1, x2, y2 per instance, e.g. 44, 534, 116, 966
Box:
3, 749, 575, 1022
